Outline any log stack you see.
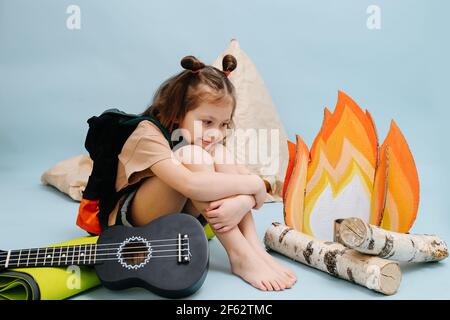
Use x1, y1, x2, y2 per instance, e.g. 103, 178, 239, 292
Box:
264, 219, 448, 295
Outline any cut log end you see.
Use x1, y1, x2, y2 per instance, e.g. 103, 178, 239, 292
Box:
379, 263, 402, 295
337, 217, 368, 248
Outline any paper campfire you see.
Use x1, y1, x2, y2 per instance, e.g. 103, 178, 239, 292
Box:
283, 91, 420, 241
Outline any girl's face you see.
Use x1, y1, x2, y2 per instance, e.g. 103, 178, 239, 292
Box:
178, 96, 233, 149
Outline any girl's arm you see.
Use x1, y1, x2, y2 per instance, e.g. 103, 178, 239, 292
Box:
210, 143, 272, 197
150, 157, 266, 204
234, 164, 272, 195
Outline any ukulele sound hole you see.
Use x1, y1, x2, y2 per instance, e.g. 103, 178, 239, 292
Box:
118, 237, 152, 270
123, 241, 148, 265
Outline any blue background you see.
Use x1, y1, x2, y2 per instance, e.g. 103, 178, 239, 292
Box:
0, 0, 449, 299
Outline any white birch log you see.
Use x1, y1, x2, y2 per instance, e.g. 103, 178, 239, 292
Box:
334, 217, 449, 262
264, 222, 401, 295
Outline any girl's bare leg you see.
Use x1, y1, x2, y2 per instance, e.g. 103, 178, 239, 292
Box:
129, 175, 188, 226
108, 174, 187, 227
238, 211, 297, 284
128, 145, 286, 291
177, 145, 291, 291
211, 144, 297, 285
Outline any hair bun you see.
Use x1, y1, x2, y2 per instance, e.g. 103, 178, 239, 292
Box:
181, 55, 205, 72
222, 54, 237, 73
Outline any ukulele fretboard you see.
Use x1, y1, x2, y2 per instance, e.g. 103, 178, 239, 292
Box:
0, 244, 98, 269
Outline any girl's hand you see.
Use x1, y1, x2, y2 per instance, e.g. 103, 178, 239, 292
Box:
204, 195, 255, 233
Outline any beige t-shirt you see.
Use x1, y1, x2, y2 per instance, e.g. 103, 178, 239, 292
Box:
115, 120, 173, 192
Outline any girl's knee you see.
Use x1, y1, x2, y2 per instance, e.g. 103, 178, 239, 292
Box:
210, 143, 240, 174
209, 143, 235, 165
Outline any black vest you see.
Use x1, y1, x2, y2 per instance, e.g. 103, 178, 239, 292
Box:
82, 108, 177, 230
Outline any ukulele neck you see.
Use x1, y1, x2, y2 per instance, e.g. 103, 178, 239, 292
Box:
0, 244, 99, 269
0, 233, 192, 270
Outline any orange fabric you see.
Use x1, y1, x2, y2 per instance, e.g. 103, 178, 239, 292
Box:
76, 198, 102, 235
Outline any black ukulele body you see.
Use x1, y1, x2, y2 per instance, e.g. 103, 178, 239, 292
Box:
94, 213, 209, 298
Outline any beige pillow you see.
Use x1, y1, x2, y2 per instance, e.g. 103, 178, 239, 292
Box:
212, 39, 289, 202
41, 154, 92, 201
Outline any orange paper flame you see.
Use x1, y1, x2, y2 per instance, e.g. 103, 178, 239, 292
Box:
283, 135, 309, 231
372, 120, 420, 232
283, 91, 420, 239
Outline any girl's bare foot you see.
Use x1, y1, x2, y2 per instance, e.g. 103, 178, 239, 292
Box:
228, 241, 288, 291
249, 241, 297, 287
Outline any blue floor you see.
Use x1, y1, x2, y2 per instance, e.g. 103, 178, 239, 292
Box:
0, 155, 448, 300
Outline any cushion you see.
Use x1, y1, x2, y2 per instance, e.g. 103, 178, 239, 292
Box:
212, 39, 289, 202
41, 154, 92, 201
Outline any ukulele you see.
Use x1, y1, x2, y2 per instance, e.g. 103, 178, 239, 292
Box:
0, 213, 209, 298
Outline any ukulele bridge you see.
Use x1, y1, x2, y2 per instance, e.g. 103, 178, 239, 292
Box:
178, 233, 190, 264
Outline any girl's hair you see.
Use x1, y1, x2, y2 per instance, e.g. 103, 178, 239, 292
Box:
141, 55, 238, 135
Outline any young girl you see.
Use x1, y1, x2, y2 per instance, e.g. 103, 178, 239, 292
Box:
107, 55, 297, 291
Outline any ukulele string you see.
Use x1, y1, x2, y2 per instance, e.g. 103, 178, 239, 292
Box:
1, 239, 190, 261
2, 247, 191, 263
1, 252, 191, 264
1, 253, 192, 264
93, 242, 188, 252
92, 254, 190, 262
0, 236, 190, 260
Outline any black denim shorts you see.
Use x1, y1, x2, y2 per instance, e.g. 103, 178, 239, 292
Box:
114, 181, 141, 227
